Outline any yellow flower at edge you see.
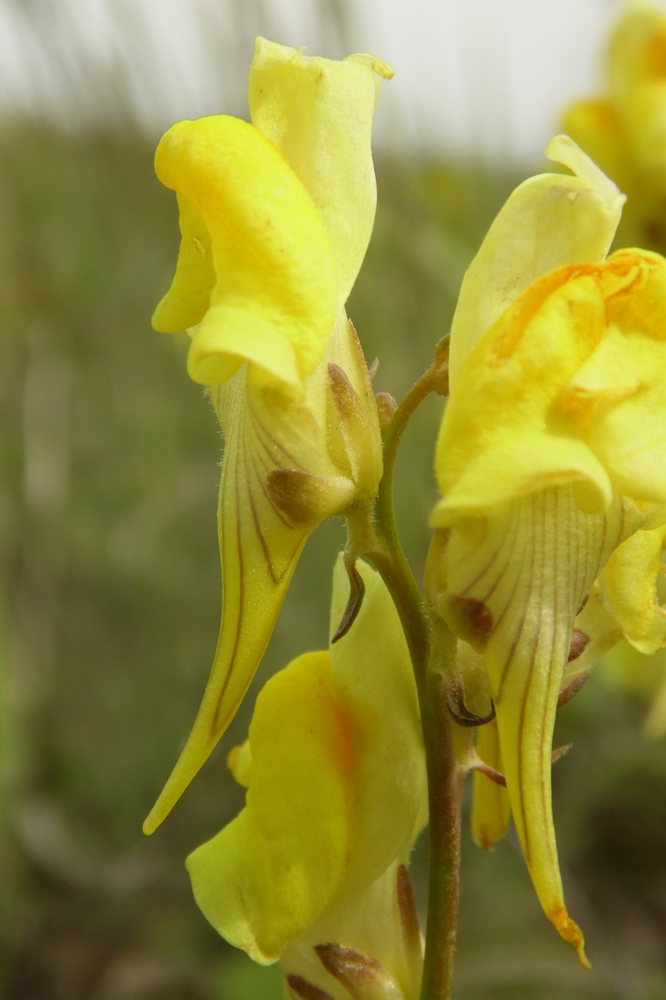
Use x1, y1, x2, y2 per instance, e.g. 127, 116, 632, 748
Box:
144, 40, 392, 834
564, 2, 666, 248
429, 135, 666, 963
187, 557, 426, 1000
590, 522, 666, 740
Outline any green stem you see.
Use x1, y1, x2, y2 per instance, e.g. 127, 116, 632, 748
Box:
351, 343, 463, 1000
371, 351, 446, 686
420, 624, 465, 1000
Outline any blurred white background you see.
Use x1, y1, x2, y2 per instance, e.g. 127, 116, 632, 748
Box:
0, 0, 657, 164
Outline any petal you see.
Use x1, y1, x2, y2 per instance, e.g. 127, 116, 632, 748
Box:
152, 115, 339, 386
434, 266, 614, 523
570, 251, 666, 503
439, 486, 644, 960
448, 135, 624, 388
436, 249, 666, 526
249, 38, 392, 302
471, 719, 511, 851
597, 523, 666, 654
186, 651, 351, 964
151, 193, 215, 332
328, 557, 426, 895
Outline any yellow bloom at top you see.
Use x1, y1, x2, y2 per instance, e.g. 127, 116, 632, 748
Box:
564, 2, 666, 248
144, 39, 392, 834
430, 134, 666, 962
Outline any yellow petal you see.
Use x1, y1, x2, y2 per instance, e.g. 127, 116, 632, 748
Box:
448, 135, 624, 388
151, 114, 338, 386
569, 250, 666, 503
151, 193, 215, 332
249, 38, 392, 302
472, 719, 511, 851
598, 523, 666, 654
434, 266, 614, 524
436, 250, 666, 526
186, 651, 351, 964
439, 486, 644, 961
328, 556, 426, 895
228, 739, 252, 789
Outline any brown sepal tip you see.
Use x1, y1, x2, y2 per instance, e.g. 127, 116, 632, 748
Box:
558, 671, 590, 709
567, 628, 590, 663
286, 974, 335, 1000
331, 556, 365, 643
396, 864, 422, 955
315, 943, 390, 994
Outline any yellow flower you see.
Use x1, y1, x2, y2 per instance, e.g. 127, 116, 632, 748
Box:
144, 40, 392, 833
186, 557, 426, 999
429, 134, 666, 962
564, 2, 666, 247
591, 523, 666, 740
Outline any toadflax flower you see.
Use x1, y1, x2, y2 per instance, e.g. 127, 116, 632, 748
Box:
187, 557, 426, 1000
427, 134, 666, 962
564, 2, 666, 248
144, 40, 392, 833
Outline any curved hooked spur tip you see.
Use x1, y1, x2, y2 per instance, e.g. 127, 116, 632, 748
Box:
445, 678, 496, 728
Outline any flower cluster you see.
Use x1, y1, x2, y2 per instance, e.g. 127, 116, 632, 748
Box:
144, 28, 666, 996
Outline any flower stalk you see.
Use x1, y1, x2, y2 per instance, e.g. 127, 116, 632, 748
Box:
348, 338, 464, 1000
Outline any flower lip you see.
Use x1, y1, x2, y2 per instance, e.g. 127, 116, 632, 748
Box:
448, 136, 624, 390
152, 114, 339, 387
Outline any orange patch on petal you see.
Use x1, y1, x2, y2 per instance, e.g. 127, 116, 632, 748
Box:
551, 906, 590, 969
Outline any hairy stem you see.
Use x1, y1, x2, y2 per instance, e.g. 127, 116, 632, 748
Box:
352, 341, 463, 1000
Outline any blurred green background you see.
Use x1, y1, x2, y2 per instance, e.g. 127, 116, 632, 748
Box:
1, 5, 666, 999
